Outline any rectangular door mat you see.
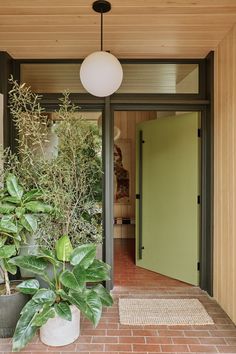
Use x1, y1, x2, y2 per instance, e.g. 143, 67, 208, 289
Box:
119, 298, 214, 325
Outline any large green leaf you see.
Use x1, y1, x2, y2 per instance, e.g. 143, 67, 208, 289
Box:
6, 174, 24, 200
20, 214, 37, 233
70, 244, 96, 268
54, 302, 72, 321
12, 303, 42, 352
92, 284, 113, 307
37, 248, 59, 266
0, 236, 7, 247
20, 298, 42, 315
0, 202, 16, 214
10, 255, 47, 275
72, 264, 86, 285
0, 216, 18, 234
24, 201, 53, 213
32, 289, 56, 305
85, 259, 111, 282
3, 259, 17, 275
32, 304, 55, 326
55, 235, 73, 262
0, 244, 16, 258
2, 196, 21, 204
17, 279, 40, 295
23, 189, 43, 203
59, 270, 83, 291
69, 290, 102, 327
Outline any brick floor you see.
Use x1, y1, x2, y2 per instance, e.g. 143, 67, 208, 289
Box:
1, 239, 236, 353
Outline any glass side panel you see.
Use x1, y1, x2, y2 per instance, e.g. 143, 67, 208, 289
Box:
21, 63, 199, 94
118, 64, 198, 94
32, 110, 103, 259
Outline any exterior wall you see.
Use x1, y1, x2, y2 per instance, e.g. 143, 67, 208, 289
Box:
214, 23, 236, 323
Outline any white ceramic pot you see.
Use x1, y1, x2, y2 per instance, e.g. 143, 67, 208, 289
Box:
40, 305, 80, 346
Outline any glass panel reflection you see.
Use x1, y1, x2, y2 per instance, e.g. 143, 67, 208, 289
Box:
21, 63, 199, 94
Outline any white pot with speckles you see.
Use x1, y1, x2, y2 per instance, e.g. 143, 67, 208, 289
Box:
40, 305, 80, 346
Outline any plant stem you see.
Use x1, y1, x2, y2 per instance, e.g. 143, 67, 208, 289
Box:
4, 270, 11, 296
53, 265, 59, 290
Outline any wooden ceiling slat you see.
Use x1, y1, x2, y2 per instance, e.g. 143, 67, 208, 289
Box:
0, 0, 235, 59
0, 25, 231, 33
0, 32, 225, 41
1, 6, 236, 15
1, 0, 236, 7
0, 40, 219, 48
0, 15, 236, 26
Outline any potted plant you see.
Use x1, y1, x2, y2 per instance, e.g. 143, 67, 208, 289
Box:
10, 235, 113, 351
7, 79, 103, 253
0, 173, 52, 337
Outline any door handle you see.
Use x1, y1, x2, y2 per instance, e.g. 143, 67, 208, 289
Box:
138, 130, 143, 259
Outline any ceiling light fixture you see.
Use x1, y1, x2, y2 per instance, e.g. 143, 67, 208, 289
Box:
80, 0, 123, 97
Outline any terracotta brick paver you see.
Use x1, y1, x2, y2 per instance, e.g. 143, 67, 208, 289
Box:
1, 239, 236, 353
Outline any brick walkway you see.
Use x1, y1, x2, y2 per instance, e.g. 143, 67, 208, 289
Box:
0, 239, 236, 353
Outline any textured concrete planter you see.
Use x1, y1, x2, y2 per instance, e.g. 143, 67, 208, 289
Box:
19, 234, 38, 278
0, 283, 29, 338
96, 243, 103, 260
40, 305, 80, 346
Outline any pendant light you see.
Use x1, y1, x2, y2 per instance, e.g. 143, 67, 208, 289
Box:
80, 0, 123, 97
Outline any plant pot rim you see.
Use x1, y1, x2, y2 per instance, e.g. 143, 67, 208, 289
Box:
0, 280, 23, 298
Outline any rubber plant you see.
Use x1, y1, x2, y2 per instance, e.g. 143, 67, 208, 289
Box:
0, 173, 52, 296
10, 235, 113, 352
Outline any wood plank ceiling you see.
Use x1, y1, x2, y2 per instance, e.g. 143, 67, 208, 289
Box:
0, 0, 236, 59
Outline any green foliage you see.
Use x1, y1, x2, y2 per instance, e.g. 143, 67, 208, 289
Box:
16, 279, 40, 295
10, 236, 113, 352
6, 78, 103, 250
0, 174, 52, 295
55, 235, 73, 262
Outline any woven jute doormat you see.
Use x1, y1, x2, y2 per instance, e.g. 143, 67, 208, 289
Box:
119, 298, 214, 325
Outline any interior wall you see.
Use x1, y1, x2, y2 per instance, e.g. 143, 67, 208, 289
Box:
113, 111, 156, 238
214, 23, 236, 323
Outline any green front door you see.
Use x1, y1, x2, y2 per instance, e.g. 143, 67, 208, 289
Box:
136, 113, 200, 285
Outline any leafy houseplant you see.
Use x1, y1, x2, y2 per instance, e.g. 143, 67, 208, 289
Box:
0, 173, 52, 337
7, 79, 103, 250
0, 173, 52, 295
10, 236, 113, 351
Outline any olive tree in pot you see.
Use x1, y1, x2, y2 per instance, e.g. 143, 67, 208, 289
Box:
0, 174, 52, 337
10, 235, 113, 351
7, 80, 103, 254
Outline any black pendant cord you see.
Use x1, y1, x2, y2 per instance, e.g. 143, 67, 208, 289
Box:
101, 11, 103, 51
93, 1, 111, 51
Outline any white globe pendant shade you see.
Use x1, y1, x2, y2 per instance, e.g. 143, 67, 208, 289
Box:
80, 51, 123, 97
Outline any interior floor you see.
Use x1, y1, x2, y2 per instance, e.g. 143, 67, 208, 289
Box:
114, 238, 191, 288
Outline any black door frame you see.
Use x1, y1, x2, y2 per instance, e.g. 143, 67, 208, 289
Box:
0, 52, 214, 296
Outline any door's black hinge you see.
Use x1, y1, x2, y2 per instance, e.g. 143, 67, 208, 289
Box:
136, 194, 140, 200
142, 140, 145, 144
197, 195, 201, 204
197, 262, 200, 271
197, 128, 201, 138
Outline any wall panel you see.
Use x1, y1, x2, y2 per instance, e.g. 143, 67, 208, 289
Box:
113, 111, 156, 238
214, 23, 236, 323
